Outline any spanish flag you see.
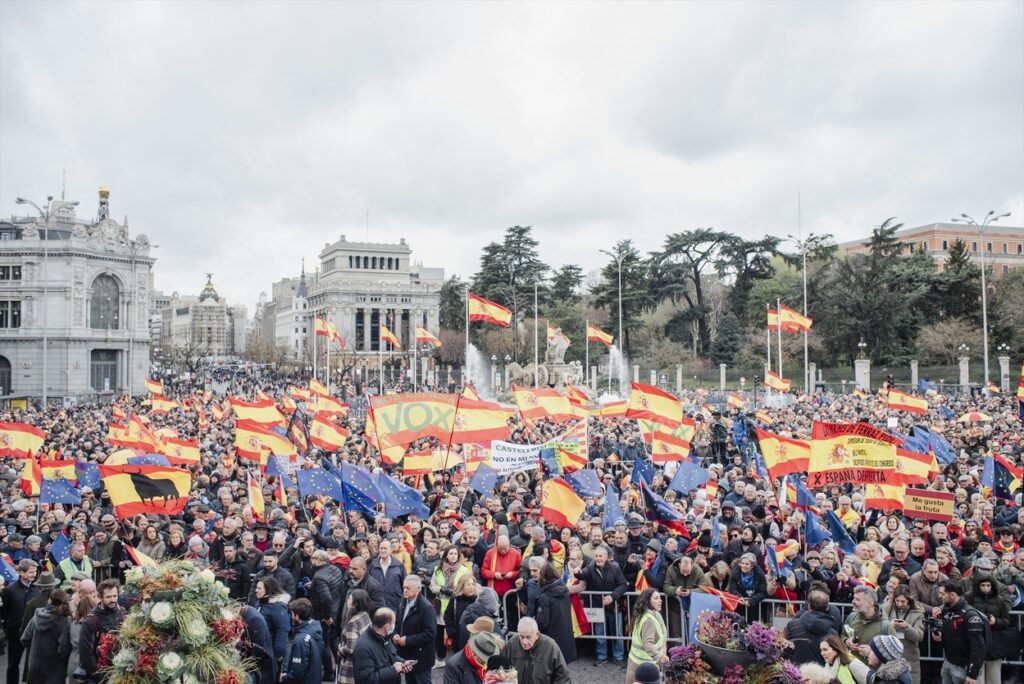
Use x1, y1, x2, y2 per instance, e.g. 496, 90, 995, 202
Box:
887, 389, 928, 415
229, 397, 286, 427
652, 436, 691, 463
462, 384, 481, 400
865, 483, 904, 511
767, 309, 781, 331
310, 392, 348, 417
779, 305, 813, 333
727, 393, 745, 410
275, 477, 288, 506
512, 385, 574, 424
370, 393, 460, 448
565, 384, 591, 404
626, 382, 683, 428
586, 322, 613, 347
127, 416, 161, 452
315, 315, 343, 347
463, 444, 494, 476
415, 327, 442, 348
235, 419, 298, 465
592, 400, 626, 419
892, 448, 932, 485
99, 464, 191, 518
160, 437, 201, 467
649, 418, 695, 463
124, 544, 158, 567
468, 292, 512, 328
20, 459, 42, 496
289, 384, 311, 402
309, 378, 329, 398
309, 413, 349, 452
549, 421, 589, 472
380, 325, 401, 349
755, 409, 773, 425
289, 422, 308, 453
698, 587, 742, 612
854, 388, 869, 400
211, 402, 225, 422
0, 423, 46, 459
765, 370, 791, 392
197, 406, 209, 431
451, 398, 514, 444
248, 471, 265, 520
540, 478, 586, 529
808, 421, 901, 488
112, 404, 127, 422
150, 394, 179, 415
755, 429, 811, 478
402, 450, 433, 476
144, 378, 163, 395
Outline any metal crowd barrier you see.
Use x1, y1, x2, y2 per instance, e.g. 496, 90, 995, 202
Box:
499, 591, 1024, 667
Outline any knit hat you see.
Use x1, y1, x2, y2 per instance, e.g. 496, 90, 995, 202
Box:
476, 587, 499, 614
633, 662, 661, 684
869, 635, 904, 664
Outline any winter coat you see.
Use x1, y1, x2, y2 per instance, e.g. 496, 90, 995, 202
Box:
66, 619, 85, 683
393, 593, 437, 672
368, 558, 406, 612
20, 605, 71, 684
78, 604, 125, 680
2, 580, 37, 633
967, 577, 1015, 660
281, 619, 323, 684
444, 594, 476, 643
348, 573, 387, 615
866, 658, 913, 684
432, 564, 470, 623
503, 633, 571, 684
577, 560, 628, 607
310, 563, 344, 622
351, 627, 401, 684
259, 594, 293, 667
728, 565, 768, 622
880, 602, 924, 684
443, 649, 482, 684
534, 581, 576, 663
240, 604, 277, 684
784, 609, 837, 665
337, 611, 371, 684
455, 602, 497, 652
907, 572, 946, 614
248, 566, 297, 605
219, 557, 252, 602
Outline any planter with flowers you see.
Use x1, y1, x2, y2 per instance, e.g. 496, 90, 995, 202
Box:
664, 612, 799, 684
100, 560, 253, 684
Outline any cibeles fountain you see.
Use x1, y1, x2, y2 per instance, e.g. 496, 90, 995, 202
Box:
504, 327, 585, 390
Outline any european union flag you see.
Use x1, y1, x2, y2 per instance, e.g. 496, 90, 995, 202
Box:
49, 532, 70, 564
667, 461, 710, 495
375, 472, 430, 519
984, 455, 1018, 502
266, 455, 295, 490
127, 454, 171, 467
539, 448, 562, 479
0, 555, 18, 584
340, 462, 381, 517
938, 405, 956, 421
296, 467, 344, 501
688, 591, 723, 643
40, 478, 81, 505
805, 510, 832, 547
791, 476, 818, 510
926, 428, 957, 464
75, 462, 102, 490
825, 509, 858, 554
469, 462, 500, 495
631, 457, 655, 486
565, 469, 602, 498
919, 379, 938, 393
640, 481, 686, 534
766, 545, 790, 578
603, 483, 625, 529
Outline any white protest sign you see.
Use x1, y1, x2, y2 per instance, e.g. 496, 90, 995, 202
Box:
490, 441, 541, 475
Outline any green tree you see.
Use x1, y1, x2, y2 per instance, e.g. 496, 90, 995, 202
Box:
439, 275, 466, 331
990, 267, 1024, 356
709, 311, 742, 365
935, 239, 981, 319
590, 240, 655, 358
716, 236, 780, 322
549, 264, 584, 304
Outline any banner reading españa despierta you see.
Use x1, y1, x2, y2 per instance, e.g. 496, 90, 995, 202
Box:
808, 421, 902, 488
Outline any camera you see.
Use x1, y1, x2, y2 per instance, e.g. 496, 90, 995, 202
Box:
922, 616, 942, 631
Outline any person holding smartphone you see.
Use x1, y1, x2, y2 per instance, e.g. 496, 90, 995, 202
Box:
881, 585, 924, 684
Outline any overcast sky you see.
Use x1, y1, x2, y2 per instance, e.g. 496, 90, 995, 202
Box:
2, 1, 1022, 309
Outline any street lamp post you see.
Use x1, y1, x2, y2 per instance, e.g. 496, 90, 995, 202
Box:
15, 196, 79, 406
599, 248, 625, 353
786, 231, 826, 394
952, 210, 1011, 391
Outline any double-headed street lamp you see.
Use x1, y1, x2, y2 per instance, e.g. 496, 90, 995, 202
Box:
15, 196, 79, 405
598, 248, 625, 352
951, 210, 1010, 391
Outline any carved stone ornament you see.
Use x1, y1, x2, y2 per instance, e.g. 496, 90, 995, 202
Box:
71, 223, 89, 238
22, 225, 38, 240
73, 361, 82, 369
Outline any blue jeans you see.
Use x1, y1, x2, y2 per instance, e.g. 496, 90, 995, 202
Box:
593, 609, 624, 663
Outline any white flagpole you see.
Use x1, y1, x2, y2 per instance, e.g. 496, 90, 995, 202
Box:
412, 336, 417, 392
765, 304, 772, 402
585, 319, 590, 391
534, 282, 539, 389
776, 297, 783, 378
313, 316, 318, 383
465, 290, 469, 388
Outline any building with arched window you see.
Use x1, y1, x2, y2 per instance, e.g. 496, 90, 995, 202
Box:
0, 187, 155, 402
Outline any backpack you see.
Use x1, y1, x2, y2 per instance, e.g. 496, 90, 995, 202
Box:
962, 605, 992, 656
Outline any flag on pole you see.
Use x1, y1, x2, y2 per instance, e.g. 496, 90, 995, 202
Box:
767, 309, 781, 332
380, 325, 401, 349
765, 370, 791, 392
755, 429, 810, 478
144, 378, 163, 394
887, 389, 928, 415
124, 544, 158, 567
540, 478, 586, 529
415, 327, 442, 348
603, 482, 625, 529
0, 423, 46, 459
468, 292, 512, 327
779, 304, 813, 332
626, 382, 684, 428
639, 481, 687, 534
98, 465, 192, 518
248, 471, 265, 520
586, 322, 613, 347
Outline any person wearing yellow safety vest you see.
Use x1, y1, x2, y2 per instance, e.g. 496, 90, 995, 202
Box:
429, 546, 470, 665
625, 588, 668, 684
54, 541, 94, 590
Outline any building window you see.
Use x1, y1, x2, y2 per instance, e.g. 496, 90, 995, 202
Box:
0, 301, 21, 328
1018, 244, 1022, 255
90, 349, 118, 391
972, 241, 978, 252
0, 266, 21, 280
363, 256, 369, 268
986, 242, 992, 253
0, 355, 10, 395
908, 243, 915, 254
921, 241, 927, 251
942, 240, 948, 250
1002, 243, 1008, 254
90, 275, 120, 330
371, 257, 377, 269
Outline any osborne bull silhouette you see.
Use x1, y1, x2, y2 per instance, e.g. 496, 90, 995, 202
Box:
128, 472, 180, 509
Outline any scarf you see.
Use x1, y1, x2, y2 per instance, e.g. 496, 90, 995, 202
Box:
740, 571, 755, 591
463, 644, 487, 681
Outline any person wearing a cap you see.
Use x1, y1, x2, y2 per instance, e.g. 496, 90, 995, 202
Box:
502, 616, 570, 684
444, 630, 503, 684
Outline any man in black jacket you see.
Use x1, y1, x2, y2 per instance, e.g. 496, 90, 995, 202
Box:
218, 542, 252, 601
1, 559, 38, 684
346, 557, 386, 616
247, 552, 297, 606
392, 576, 436, 684
310, 551, 344, 678
79, 579, 126, 684
935, 579, 987, 684
352, 608, 412, 684
573, 546, 627, 667
784, 592, 838, 665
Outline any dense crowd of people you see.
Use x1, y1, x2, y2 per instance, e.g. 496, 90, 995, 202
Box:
0, 371, 1022, 684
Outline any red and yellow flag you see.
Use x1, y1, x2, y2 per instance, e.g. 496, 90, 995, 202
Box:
0, 423, 46, 459
892, 448, 932, 485
755, 429, 811, 478
765, 370, 791, 392
565, 384, 591, 404
248, 471, 265, 520
779, 304, 813, 333
512, 385, 574, 424
767, 309, 781, 331
648, 417, 695, 463
309, 413, 349, 452
144, 378, 163, 395
540, 478, 586, 530
99, 464, 191, 518
235, 419, 297, 465
586, 322, 613, 347
808, 421, 901, 488
369, 393, 460, 447
160, 437, 201, 467
462, 384, 481, 401
698, 587, 742, 612
468, 292, 512, 328
229, 397, 286, 427
380, 325, 401, 349
309, 378, 329, 398
451, 398, 514, 444
150, 394, 179, 415
415, 327, 442, 348
402, 450, 433, 476
727, 393, 745, 410
887, 389, 928, 415
309, 393, 348, 417
626, 382, 683, 428
755, 409, 773, 425
854, 388, 869, 400
592, 400, 626, 419
124, 544, 158, 567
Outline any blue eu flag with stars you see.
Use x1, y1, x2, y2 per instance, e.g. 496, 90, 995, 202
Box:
375, 472, 430, 519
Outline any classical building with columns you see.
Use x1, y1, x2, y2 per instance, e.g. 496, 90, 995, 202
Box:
0, 187, 155, 402
308, 235, 444, 356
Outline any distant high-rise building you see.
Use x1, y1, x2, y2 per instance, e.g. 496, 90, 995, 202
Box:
160, 275, 247, 362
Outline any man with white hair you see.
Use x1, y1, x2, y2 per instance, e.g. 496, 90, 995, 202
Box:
503, 617, 570, 684
393, 575, 436, 684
